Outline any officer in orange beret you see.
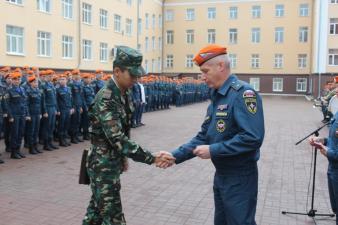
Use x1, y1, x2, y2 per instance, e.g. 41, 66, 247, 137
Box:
92, 69, 105, 94
160, 44, 265, 225
4, 72, 30, 159
81, 73, 95, 140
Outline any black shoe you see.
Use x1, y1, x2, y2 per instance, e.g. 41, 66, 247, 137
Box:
5, 147, 11, 152
49, 143, 59, 150
76, 137, 83, 142
131, 124, 137, 128
10, 153, 21, 159
18, 152, 26, 158
83, 135, 90, 141
0, 159, 4, 164
43, 145, 53, 151
35, 145, 43, 154
29, 146, 38, 155
59, 139, 68, 147
71, 138, 78, 144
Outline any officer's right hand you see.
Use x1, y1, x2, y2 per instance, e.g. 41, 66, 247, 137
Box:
3, 114, 7, 118
9, 118, 14, 123
309, 136, 323, 146
43, 113, 48, 118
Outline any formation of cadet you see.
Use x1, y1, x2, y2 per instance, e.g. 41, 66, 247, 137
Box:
0, 65, 210, 164
320, 76, 338, 123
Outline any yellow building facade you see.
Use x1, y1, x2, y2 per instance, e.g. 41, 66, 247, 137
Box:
0, 0, 338, 95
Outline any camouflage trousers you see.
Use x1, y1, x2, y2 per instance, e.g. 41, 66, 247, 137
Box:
82, 176, 126, 225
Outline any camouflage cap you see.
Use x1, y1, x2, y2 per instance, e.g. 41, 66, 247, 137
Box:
113, 46, 145, 77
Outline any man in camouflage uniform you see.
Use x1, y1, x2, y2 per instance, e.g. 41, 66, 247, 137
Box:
83, 46, 174, 225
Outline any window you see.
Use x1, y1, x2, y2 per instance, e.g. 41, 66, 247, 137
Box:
145, 60, 148, 73
186, 8, 195, 21
125, 18, 132, 36
150, 59, 155, 72
100, 42, 108, 62
152, 36, 155, 50
158, 57, 162, 72
299, 4, 309, 17
114, 14, 121, 32
138, 18, 142, 35
252, 5, 261, 18
274, 54, 283, 68
229, 54, 237, 69
166, 30, 174, 44
145, 37, 149, 51
299, 26, 308, 42
165, 10, 174, 21
62, 35, 73, 59
37, 0, 51, 13
330, 18, 338, 35
166, 55, 173, 68
208, 7, 216, 19
251, 28, 260, 43
186, 30, 194, 44
298, 54, 307, 68
331, 0, 338, 3
329, 49, 338, 66
208, 29, 216, 44
275, 4, 284, 17
296, 78, 307, 92
250, 78, 260, 91
37, 31, 51, 57
152, 14, 155, 29
137, 44, 141, 52
145, 13, 149, 29
6, 0, 23, 5
275, 27, 284, 43
62, 0, 73, 19
251, 54, 260, 68
82, 3, 92, 24
6, 25, 24, 55
158, 37, 162, 50
229, 6, 238, 19
186, 54, 194, 68
100, 9, 108, 29
229, 28, 238, 44
159, 15, 162, 28
82, 39, 92, 60
273, 78, 283, 92
127, 0, 132, 6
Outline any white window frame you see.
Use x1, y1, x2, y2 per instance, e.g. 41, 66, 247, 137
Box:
145, 13, 149, 29
165, 10, 174, 21
138, 18, 142, 35
251, 54, 260, 69
152, 14, 156, 29
275, 27, 284, 43
186, 54, 194, 68
329, 49, 338, 66
152, 59, 156, 72
229, 6, 238, 19
229, 28, 238, 44
100, 42, 108, 62
6, 25, 24, 55
158, 57, 162, 72
6, 0, 23, 5
186, 29, 194, 44
331, 0, 338, 3
186, 8, 195, 21
82, 39, 92, 60
125, 18, 132, 36
62, 35, 73, 59
208, 29, 216, 44
145, 37, 149, 52
296, 78, 307, 92
330, 18, 338, 35
274, 54, 283, 68
166, 54, 173, 68
229, 54, 237, 69
152, 36, 156, 50
299, 26, 308, 43
82, 2, 92, 24
37, 31, 51, 57
158, 37, 162, 50
159, 15, 163, 28
62, 0, 73, 19
99, 9, 108, 29
166, 30, 174, 44
37, 0, 51, 13
298, 54, 307, 68
114, 14, 121, 33
250, 78, 260, 91
251, 28, 260, 43
208, 7, 216, 20
299, 4, 309, 17
273, 78, 283, 92
275, 4, 284, 17
252, 5, 261, 19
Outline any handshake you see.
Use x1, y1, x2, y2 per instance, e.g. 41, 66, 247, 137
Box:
153, 151, 176, 169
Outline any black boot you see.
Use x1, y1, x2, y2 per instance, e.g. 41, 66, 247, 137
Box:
71, 137, 78, 144
76, 136, 83, 142
34, 144, 43, 154
43, 141, 53, 151
5, 147, 11, 152
10, 151, 21, 159
0, 158, 4, 164
83, 133, 90, 141
17, 148, 26, 158
59, 139, 67, 147
29, 146, 38, 155
49, 142, 59, 150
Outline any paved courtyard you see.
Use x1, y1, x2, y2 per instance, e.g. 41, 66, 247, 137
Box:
0, 96, 336, 225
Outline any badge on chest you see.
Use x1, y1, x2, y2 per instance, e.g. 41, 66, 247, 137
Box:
216, 119, 226, 133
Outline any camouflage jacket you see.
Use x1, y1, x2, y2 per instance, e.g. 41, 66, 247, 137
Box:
87, 78, 154, 174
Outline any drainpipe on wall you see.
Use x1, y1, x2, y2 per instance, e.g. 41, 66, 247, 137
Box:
309, 0, 315, 96
317, 0, 322, 99
77, 0, 82, 69
136, 0, 140, 50
161, 0, 165, 75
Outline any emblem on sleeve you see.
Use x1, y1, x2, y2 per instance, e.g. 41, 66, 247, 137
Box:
216, 119, 226, 133
243, 90, 257, 114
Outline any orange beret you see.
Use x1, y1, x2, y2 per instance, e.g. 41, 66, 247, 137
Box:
193, 44, 227, 66
335, 76, 338, 84
14, 68, 22, 72
59, 74, 68, 79
46, 70, 55, 75
95, 69, 103, 73
81, 73, 91, 79
72, 69, 80, 75
9, 72, 22, 79
27, 70, 34, 75
22, 65, 29, 70
32, 66, 38, 70
28, 75, 36, 83
39, 70, 47, 76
